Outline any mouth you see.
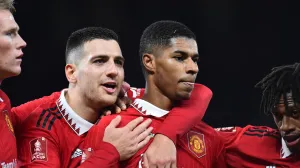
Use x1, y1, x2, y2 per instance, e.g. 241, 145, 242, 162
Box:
179, 79, 195, 90
284, 134, 300, 147
16, 54, 23, 60
101, 82, 117, 94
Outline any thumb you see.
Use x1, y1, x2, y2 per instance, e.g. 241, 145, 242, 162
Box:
109, 115, 122, 128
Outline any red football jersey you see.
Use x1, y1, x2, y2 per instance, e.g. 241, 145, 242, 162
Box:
11, 92, 60, 130
125, 84, 213, 143
0, 89, 18, 167
16, 90, 120, 168
216, 125, 300, 167
83, 98, 226, 168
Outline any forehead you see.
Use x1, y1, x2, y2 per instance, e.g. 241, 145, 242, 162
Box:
0, 10, 18, 31
168, 37, 198, 54
83, 39, 122, 58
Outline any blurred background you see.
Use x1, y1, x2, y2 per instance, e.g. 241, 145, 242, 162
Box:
3, 0, 298, 128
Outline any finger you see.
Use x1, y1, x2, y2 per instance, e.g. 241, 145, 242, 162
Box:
137, 134, 151, 150
136, 127, 153, 143
165, 163, 171, 168
124, 116, 144, 131
116, 98, 127, 110
103, 110, 112, 116
143, 154, 150, 168
108, 115, 121, 128
132, 119, 152, 136
115, 105, 122, 114
120, 81, 131, 97
171, 162, 177, 168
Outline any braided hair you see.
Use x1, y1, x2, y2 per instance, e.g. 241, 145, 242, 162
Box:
255, 63, 300, 115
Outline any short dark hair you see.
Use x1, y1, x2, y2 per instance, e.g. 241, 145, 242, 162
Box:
139, 20, 196, 74
255, 63, 300, 115
65, 27, 119, 64
0, 0, 15, 12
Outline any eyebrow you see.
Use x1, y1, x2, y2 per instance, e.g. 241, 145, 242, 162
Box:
5, 26, 19, 33
173, 50, 199, 58
90, 55, 125, 61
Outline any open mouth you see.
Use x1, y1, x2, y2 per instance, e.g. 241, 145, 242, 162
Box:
102, 82, 117, 94
284, 134, 300, 146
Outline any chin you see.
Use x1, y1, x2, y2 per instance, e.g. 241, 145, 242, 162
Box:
100, 95, 118, 106
175, 91, 192, 100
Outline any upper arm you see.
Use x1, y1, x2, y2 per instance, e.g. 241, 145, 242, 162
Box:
157, 84, 213, 143
17, 114, 61, 168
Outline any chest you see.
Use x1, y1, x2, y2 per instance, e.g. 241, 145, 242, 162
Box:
57, 122, 87, 168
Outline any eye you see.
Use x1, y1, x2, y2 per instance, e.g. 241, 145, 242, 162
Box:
6, 30, 16, 37
93, 59, 105, 64
192, 57, 199, 63
115, 59, 124, 66
291, 109, 300, 118
174, 56, 184, 62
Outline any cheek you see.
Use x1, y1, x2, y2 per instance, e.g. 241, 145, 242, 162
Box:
0, 38, 13, 58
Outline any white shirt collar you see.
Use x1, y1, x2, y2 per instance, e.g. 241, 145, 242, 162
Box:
281, 138, 292, 158
56, 89, 93, 136
131, 99, 169, 117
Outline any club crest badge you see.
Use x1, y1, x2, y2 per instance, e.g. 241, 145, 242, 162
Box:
187, 131, 206, 158
3, 110, 14, 134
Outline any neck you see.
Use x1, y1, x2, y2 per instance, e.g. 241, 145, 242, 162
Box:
142, 80, 174, 111
65, 88, 100, 123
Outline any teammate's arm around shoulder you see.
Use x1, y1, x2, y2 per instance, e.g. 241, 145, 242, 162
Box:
142, 84, 212, 168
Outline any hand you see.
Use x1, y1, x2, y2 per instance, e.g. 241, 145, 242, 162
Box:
103, 116, 153, 161
142, 134, 176, 168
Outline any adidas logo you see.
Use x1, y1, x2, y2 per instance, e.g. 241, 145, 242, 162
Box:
71, 148, 83, 159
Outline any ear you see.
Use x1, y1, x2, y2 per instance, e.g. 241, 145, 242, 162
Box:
65, 64, 77, 83
142, 54, 156, 73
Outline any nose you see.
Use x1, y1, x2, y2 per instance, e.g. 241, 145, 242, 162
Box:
280, 116, 296, 135
105, 60, 118, 78
17, 34, 27, 49
185, 57, 198, 75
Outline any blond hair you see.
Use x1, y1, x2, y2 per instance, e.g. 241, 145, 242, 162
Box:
0, 0, 15, 12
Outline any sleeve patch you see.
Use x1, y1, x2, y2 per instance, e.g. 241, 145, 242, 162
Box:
30, 137, 48, 162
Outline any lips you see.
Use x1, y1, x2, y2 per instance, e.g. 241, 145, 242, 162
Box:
284, 134, 300, 146
101, 81, 117, 94
16, 53, 23, 60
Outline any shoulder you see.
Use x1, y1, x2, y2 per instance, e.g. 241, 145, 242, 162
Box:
242, 125, 280, 138
21, 101, 63, 133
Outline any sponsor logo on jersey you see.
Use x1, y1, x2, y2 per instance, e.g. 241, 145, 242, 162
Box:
30, 137, 47, 162
71, 148, 83, 159
3, 110, 14, 134
1, 159, 17, 168
187, 131, 206, 158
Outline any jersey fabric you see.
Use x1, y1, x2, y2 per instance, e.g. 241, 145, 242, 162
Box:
16, 89, 119, 168
125, 84, 213, 143
0, 89, 18, 168
83, 98, 226, 167
216, 125, 300, 168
